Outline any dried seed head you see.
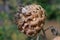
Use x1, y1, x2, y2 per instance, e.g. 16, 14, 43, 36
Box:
15, 4, 46, 37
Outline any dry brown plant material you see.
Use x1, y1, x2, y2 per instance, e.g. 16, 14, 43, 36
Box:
15, 4, 46, 37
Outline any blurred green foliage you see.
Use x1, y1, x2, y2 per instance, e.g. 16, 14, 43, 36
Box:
0, 0, 60, 40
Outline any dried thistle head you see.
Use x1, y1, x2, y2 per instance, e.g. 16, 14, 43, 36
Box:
15, 4, 46, 37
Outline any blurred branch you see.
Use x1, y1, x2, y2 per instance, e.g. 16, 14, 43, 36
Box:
3, 0, 10, 13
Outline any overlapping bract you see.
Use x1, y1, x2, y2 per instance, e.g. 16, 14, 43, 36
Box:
15, 4, 46, 37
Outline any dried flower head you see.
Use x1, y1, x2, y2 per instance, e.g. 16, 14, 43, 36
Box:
15, 4, 46, 37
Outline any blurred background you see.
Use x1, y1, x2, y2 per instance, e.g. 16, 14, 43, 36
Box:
0, 0, 60, 40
